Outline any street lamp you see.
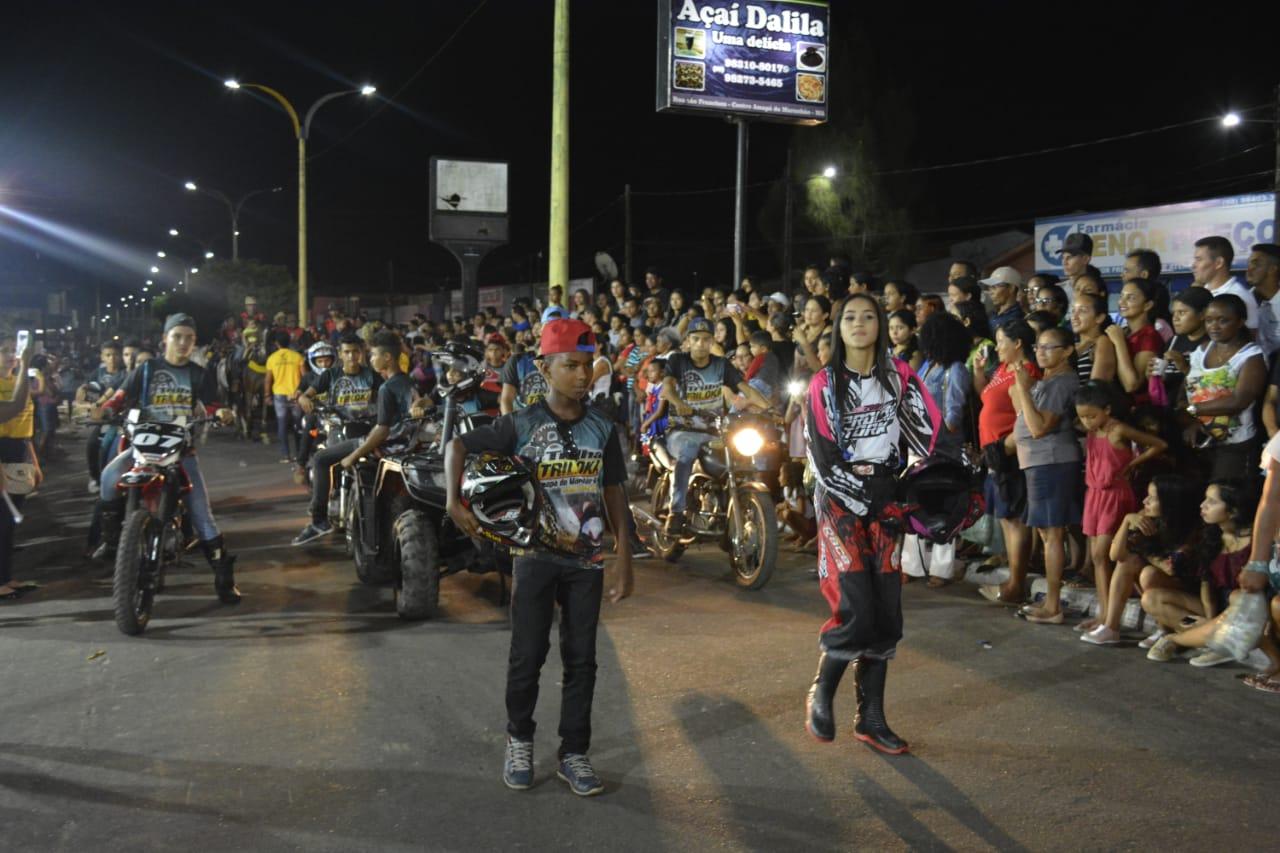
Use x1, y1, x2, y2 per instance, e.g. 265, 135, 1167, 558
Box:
184, 180, 282, 263
150, 266, 160, 274
1221, 89, 1280, 244
223, 78, 377, 324
168, 228, 180, 237
204, 251, 215, 259
822, 165, 837, 178
156, 251, 166, 258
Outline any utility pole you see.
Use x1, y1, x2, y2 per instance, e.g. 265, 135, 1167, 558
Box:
732, 118, 749, 289
1273, 82, 1279, 237
624, 183, 633, 285
548, 0, 570, 295
782, 145, 794, 299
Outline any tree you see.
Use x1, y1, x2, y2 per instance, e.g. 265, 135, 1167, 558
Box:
192, 259, 297, 319
756, 14, 922, 280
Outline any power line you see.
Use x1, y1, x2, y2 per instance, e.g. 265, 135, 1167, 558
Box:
306, 0, 490, 163
873, 101, 1273, 176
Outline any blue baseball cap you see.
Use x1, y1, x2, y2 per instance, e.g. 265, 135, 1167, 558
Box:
687, 318, 713, 335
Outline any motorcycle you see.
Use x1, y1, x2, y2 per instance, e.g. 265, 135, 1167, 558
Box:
635, 411, 782, 589
308, 403, 375, 518
345, 344, 508, 619
111, 410, 218, 635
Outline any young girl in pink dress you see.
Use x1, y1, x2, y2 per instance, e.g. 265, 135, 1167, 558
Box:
1073, 382, 1168, 643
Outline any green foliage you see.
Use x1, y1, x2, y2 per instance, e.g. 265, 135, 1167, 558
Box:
756, 14, 921, 278
195, 259, 296, 318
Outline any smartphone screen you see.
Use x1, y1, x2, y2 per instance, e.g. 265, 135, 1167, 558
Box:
15, 330, 29, 358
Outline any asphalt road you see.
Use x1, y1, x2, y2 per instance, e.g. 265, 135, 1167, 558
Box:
1, 429, 1277, 852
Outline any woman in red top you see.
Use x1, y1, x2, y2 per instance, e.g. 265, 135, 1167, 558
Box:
1106, 279, 1165, 407
976, 320, 1041, 605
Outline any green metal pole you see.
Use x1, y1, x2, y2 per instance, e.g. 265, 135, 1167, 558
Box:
548, 0, 569, 296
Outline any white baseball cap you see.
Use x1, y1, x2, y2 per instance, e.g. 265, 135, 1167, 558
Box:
979, 266, 1022, 288
768, 292, 789, 306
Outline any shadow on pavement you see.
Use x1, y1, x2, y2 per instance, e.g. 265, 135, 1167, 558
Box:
672, 692, 844, 850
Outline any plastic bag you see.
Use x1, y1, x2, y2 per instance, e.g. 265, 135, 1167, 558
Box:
1147, 375, 1168, 408
1205, 591, 1269, 661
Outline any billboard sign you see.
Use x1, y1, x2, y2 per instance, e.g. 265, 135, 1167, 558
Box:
1035, 193, 1276, 276
656, 0, 830, 125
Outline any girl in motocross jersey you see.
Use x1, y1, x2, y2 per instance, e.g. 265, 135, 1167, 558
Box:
803, 292, 940, 754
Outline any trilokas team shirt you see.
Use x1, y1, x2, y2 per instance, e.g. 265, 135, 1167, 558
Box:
499, 353, 549, 409
314, 366, 380, 417
665, 352, 743, 431
460, 401, 626, 570
104, 358, 219, 424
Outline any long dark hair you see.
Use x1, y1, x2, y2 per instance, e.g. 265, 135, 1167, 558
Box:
1149, 474, 1203, 554
829, 292, 894, 393
954, 300, 992, 342
1194, 478, 1259, 573
918, 312, 970, 368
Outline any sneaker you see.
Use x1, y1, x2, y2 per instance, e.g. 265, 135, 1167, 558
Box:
503, 737, 534, 790
87, 479, 99, 495
1080, 625, 1122, 646
1189, 650, 1234, 668
1138, 627, 1170, 650
1146, 635, 1179, 662
291, 521, 334, 546
557, 753, 604, 797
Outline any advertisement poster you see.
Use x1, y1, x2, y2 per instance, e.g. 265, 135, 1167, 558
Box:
1035, 193, 1276, 276
656, 0, 830, 124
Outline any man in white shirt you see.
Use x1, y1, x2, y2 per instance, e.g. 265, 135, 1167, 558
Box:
1248, 243, 1280, 359
1191, 235, 1258, 329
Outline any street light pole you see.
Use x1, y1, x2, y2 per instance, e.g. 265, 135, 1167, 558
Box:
224, 80, 375, 325
185, 182, 282, 261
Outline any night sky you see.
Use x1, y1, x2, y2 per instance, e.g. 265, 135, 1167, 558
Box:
2, 0, 1277, 307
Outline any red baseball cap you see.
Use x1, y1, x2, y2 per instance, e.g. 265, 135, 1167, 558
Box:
539, 319, 596, 357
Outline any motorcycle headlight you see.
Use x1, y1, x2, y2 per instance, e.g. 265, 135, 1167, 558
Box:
730, 426, 765, 457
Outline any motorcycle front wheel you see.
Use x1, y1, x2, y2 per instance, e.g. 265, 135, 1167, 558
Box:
731, 490, 778, 590
113, 509, 157, 635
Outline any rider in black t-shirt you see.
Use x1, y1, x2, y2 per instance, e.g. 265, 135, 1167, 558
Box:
292, 330, 426, 545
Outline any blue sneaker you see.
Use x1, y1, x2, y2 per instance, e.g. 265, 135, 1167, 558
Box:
503, 737, 534, 790
557, 753, 604, 797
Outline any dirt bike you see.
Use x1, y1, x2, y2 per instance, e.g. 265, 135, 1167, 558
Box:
634, 411, 781, 590
111, 411, 219, 635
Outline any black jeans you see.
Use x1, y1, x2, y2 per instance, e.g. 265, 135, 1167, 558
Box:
506, 556, 604, 756
308, 438, 360, 523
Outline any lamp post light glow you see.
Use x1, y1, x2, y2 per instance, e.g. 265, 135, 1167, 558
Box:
1222, 112, 1242, 128
156, 251, 166, 258
822, 165, 837, 178
224, 78, 377, 323
150, 266, 159, 274
168, 228, 179, 237
205, 251, 215, 259
184, 181, 198, 191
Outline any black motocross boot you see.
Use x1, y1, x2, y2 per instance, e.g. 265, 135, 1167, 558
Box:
804, 653, 848, 742
91, 498, 125, 561
853, 657, 909, 755
199, 536, 242, 605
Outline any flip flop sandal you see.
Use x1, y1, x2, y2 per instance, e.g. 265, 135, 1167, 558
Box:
1244, 674, 1280, 694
